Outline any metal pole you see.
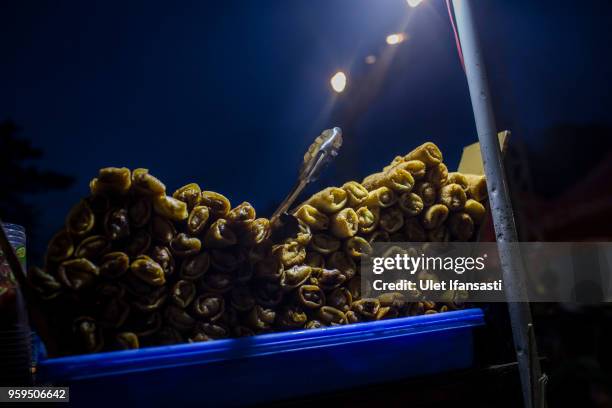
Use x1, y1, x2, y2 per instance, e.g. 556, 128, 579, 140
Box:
451, 1, 544, 407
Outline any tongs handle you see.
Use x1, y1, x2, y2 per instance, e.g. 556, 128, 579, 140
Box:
270, 127, 343, 224
299, 127, 343, 183
270, 179, 308, 224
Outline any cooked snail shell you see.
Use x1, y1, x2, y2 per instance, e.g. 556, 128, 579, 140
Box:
149, 245, 175, 278
153, 195, 188, 222
46, 229, 74, 263
187, 206, 210, 235
294, 204, 329, 231
58, 258, 99, 290
74, 235, 110, 260
28, 266, 62, 300
150, 215, 177, 243
351, 298, 380, 319
89, 167, 131, 196
356, 206, 379, 235
272, 240, 306, 267
72, 316, 104, 353
326, 251, 357, 281
227, 201, 256, 226
426, 163, 449, 187
193, 293, 225, 321
164, 305, 196, 332
398, 192, 424, 216
115, 332, 139, 350
204, 219, 237, 248
125, 229, 152, 257
464, 174, 488, 201
317, 306, 347, 325
414, 182, 437, 207
131, 168, 166, 196
246, 305, 276, 330
170, 233, 201, 258
280, 265, 312, 290
344, 236, 373, 259
327, 287, 352, 312
277, 306, 307, 329
171, 280, 196, 308
464, 199, 486, 224
363, 187, 396, 208
130, 286, 167, 312
200, 191, 231, 219
297, 285, 326, 309
309, 233, 341, 255
405, 142, 443, 167
329, 207, 359, 238
310, 268, 346, 291
421, 204, 449, 230
448, 212, 475, 241
342, 181, 368, 207
66, 200, 95, 237
438, 183, 467, 212
128, 198, 152, 229
180, 252, 210, 280
240, 218, 270, 246
172, 183, 202, 211
99, 251, 130, 279
130, 255, 165, 286
306, 187, 347, 214
379, 207, 404, 233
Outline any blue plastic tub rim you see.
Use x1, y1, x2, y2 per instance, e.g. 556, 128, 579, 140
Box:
38, 308, 484, 383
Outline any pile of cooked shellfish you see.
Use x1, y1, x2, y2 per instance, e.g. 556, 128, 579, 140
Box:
28, 142, 488, 355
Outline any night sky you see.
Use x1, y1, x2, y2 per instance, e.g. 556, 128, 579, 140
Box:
2, 0, 612, 252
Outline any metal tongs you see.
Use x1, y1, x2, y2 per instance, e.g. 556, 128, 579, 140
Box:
269, 127, 343, 237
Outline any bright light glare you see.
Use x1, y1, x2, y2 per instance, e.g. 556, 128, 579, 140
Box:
407, 0, 423, 7
330, 71, 347, 93
365, 55, 377, 65
386, 33, 406, 45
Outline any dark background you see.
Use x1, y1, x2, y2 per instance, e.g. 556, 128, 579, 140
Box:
2, 0, 611, 257
2, 1, 612, 405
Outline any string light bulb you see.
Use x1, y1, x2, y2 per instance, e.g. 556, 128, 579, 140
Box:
330, 71, 347, 93
386, 33, 407, 45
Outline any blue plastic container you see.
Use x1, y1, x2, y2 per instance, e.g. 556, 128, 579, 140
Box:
38, 308, 484, 407
0, 223, 32, 386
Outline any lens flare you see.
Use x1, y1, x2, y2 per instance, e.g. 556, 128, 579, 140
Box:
330, 71, 347, 93
386, 33, 407, 45
407, 0, 423, 7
